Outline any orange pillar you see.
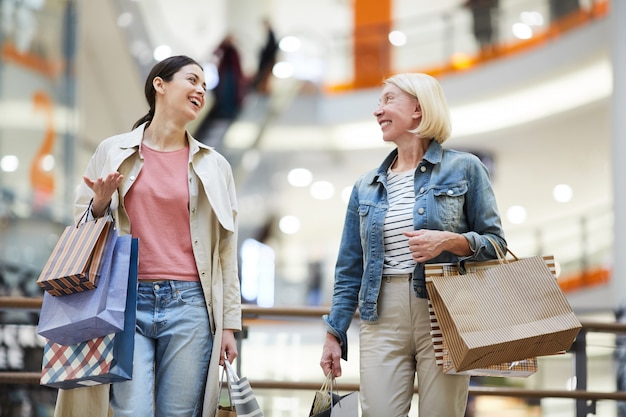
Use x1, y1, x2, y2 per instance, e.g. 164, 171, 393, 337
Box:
353, 0, 392, 88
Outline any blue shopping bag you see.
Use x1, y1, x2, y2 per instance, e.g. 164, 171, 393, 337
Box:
40, 236, 138, 389
37, 228, 131, 346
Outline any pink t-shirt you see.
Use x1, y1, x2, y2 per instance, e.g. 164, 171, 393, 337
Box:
124, 144, 199, 281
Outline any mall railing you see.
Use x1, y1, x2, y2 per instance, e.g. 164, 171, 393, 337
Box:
0, 299, 625, 416
112, 0, 610, 92
323, 0, 610, 91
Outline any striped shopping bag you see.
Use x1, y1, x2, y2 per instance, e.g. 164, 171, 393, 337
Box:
222, 359, 264, 417
37, 208, 114, 296
425, 256, 549, 377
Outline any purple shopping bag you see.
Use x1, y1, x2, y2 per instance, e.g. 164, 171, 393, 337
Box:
37, 228, 129, 345
40, 236, 138, 389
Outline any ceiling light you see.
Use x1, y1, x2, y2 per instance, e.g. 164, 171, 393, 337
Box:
279, 215, 301, 234
506, 205, 527, 224
153, 45, 172, 61
273, 61, 294, 79
310, 181, 335, 200
512, 23, 533, 40
0, 155, 19, 172
279, 36, 301, 53
388, 31, 407, 47
553, 184, 573, 203
41, 154, 55, 171
287, 168, 313, 187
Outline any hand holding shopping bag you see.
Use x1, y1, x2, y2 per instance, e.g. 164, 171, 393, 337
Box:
219, 358, 264, 417
425, 240, 581, 372
217, 364, 237, 417
309, 372, 358, 417
37, 204, 115, 296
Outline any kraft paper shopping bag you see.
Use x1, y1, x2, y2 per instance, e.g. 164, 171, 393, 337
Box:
426, 249, 581, 372
309, 372, 358, 417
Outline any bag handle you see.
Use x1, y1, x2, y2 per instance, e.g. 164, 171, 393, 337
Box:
485, 236, 519, 262
454, 236, 518, 275
312, 371, 338, 414
218, 363, 234, 410
329, 373, 336, 407
224, 358, 239, 382
326, 371, 340, 405
329, 372, 340, 397
77, 198, 114, 227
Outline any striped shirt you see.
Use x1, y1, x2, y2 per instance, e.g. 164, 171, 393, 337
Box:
382, 168, 417, 275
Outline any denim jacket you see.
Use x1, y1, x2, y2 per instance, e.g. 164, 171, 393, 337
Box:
323, 140, 506, 360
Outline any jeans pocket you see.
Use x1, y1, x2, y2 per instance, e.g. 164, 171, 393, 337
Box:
176, 285, 207, 307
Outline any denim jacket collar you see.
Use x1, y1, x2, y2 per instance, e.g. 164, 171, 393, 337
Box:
371, 139, 443, 185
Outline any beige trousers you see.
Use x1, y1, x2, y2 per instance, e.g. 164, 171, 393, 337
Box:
359, 276, 470, 417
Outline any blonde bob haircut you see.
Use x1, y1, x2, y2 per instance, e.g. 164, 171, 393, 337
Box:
383, 73, 451, 144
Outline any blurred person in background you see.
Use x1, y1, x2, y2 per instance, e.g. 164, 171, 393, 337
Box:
550, 0, 580, 22
464, 0, 499, 58
250, 18, 279, 94
194, 35, 247, 146
208, 34, 247, 120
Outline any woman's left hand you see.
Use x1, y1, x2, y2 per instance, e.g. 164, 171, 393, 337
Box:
404, 229, 447, 262
220, 329, 238, 365
404, 229, 471, 262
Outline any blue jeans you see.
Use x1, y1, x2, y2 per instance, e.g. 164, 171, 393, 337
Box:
111, 280, 213, 417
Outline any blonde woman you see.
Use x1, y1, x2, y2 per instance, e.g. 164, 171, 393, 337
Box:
320, 73, 506, 417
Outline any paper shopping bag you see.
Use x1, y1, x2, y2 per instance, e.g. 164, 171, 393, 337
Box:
37, 231, 133, 346
40, 237, 138, 389
328, 392, 358, 417
441, 337, 537, 377
309, 373, 358, 417
217, 364, 239, 417
37, 208, 114, 296
216, 407, 237, 417
426, 251, 581, 372
428, 299, 537, 377
223, 359, 264, 416
310, 371, 334, 416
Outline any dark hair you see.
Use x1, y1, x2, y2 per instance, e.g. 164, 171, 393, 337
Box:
132, 55, 203, 129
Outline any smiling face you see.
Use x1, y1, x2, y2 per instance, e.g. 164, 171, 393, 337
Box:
373, 83, 422, 144
154, 63, 207, 123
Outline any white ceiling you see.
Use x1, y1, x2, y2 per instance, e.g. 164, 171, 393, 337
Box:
73, 1, 614, 297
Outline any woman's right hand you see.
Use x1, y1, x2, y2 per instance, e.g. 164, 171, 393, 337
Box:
320, 332, 342, 378
83, 172, 124, 217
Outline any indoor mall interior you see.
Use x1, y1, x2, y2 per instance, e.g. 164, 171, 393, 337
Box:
0, 0, 624, 416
